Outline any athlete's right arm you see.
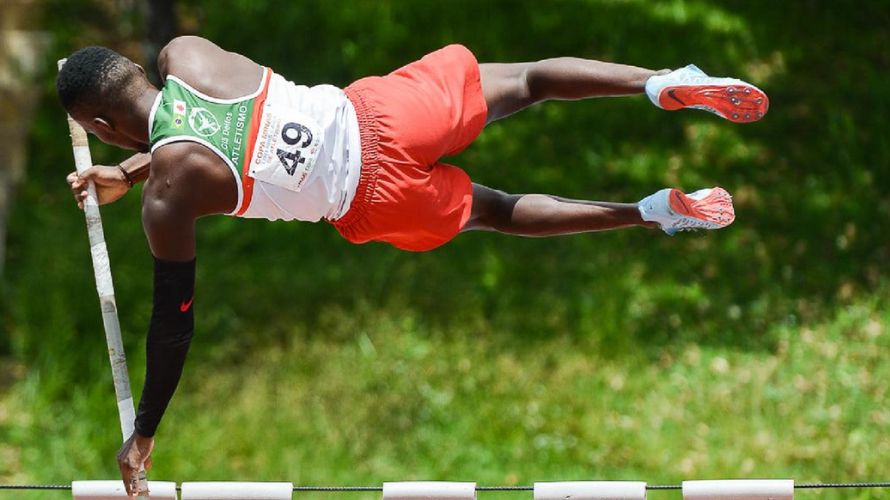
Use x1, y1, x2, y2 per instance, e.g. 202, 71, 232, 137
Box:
114, 145, 199, 494
134, 144, 201, 439
67, 153, 151, 209
117, 138, 237, 493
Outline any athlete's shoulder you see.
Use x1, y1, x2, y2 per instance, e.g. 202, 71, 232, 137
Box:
149, 141, 239, 216
157, 36, 264, 99
150, 140, 207, 177
157, 36, 215, 77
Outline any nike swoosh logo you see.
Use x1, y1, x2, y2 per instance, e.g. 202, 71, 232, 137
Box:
180, 297, 194, 313
666, 89, 686, 106
672, 190, 691, 214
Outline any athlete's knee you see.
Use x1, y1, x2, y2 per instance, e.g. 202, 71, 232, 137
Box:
480, 62, 535, 123
465, 184, 519, 231
522, 61, 550, 102
523, 58, 574, 102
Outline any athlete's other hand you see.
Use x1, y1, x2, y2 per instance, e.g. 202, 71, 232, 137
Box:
67, 165, 130, 209
117, 431, 154, 497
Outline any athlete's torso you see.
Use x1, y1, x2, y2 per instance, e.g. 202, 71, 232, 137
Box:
148, 67, 361, 222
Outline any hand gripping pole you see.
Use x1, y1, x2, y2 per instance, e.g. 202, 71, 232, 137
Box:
58, 58, 149, 499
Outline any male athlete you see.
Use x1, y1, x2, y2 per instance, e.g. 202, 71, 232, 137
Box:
57, 35, 767, 495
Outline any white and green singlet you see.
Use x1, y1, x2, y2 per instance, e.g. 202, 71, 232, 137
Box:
149, 67, 361, 221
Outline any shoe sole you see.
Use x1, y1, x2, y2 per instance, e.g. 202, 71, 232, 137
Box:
658, 84, 769, 123
668, 187, 735, 227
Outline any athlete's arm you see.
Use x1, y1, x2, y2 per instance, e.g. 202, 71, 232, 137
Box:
117, 141, 236, 494
135, 160, 198, 439
121, 152, 152, 185
67, 153, 151, 208
134, 142, 230, 436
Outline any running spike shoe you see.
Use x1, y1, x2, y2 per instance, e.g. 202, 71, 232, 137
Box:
645, 64, 768, 123
638, 187, 735, 235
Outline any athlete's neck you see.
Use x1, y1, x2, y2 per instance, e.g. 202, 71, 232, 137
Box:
113, 86, 161, 150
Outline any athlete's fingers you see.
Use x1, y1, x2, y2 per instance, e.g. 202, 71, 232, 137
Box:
125, 461, 142, 497
118, 464, 134, 496
145, 457, 153, 470
77, 166, 99, 181
128, 473, 138, 498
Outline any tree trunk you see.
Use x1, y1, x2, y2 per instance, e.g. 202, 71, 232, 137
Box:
142, 0, 179, 86
0, 0, 49, 277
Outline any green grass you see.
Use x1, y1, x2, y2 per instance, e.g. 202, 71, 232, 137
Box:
3, 290, 889, 500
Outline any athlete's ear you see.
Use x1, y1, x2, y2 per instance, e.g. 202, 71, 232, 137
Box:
135, 63, 146, 76
92, 116, 114, 133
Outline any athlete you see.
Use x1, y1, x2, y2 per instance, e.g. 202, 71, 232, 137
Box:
57, 35, 767, 495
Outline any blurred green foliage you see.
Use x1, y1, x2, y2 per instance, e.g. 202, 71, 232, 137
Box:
1, 0, 889, 497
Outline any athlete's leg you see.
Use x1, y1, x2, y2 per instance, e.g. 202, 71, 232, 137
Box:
464, 183, 653, 235
479, 58, 769, 124
464, 183, 735, 236
479, 59, 669, 123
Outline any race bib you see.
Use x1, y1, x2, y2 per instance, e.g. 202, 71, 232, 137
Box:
249, 106, 323, 192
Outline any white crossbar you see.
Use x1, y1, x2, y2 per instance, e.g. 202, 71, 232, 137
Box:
683, 480, 794, 500
534, 481, 647, 500
181, 482, 294, 500
384, 482, 477, 500
71, 480, 176, 500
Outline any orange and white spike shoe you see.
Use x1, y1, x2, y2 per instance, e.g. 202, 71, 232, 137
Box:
638, 187, 735, 235
645, 65, 768, 123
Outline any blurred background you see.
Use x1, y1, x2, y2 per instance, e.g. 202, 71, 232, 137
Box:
1, 0, 889, 498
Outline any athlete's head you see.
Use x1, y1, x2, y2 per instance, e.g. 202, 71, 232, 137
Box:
56, 46, 152, 150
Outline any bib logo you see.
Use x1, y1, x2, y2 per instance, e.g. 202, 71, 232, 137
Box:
188, 107, 221, 137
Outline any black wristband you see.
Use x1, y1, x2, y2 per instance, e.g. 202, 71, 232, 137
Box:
117, 164, 135, 188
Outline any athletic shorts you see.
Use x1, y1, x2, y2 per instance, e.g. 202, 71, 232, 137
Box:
331, 44, 488, 252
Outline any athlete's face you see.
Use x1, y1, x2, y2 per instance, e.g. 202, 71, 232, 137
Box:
74, 115, 147, 152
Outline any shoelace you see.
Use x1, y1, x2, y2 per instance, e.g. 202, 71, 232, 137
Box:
674, 64, 711, 85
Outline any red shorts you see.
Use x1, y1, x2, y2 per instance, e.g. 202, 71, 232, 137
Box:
331, 44, 488, 252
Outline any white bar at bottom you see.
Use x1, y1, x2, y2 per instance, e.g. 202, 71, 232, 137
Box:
384, 482, 477, 500
535, 481, 647, 500
682, 480, 794, 500
71, 480, 177, 500
181, 482, 293, 500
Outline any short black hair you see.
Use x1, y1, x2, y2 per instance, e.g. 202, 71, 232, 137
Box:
56, 46, 143, 114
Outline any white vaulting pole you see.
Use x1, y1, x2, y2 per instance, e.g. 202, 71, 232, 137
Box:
58, 58, 149, 499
